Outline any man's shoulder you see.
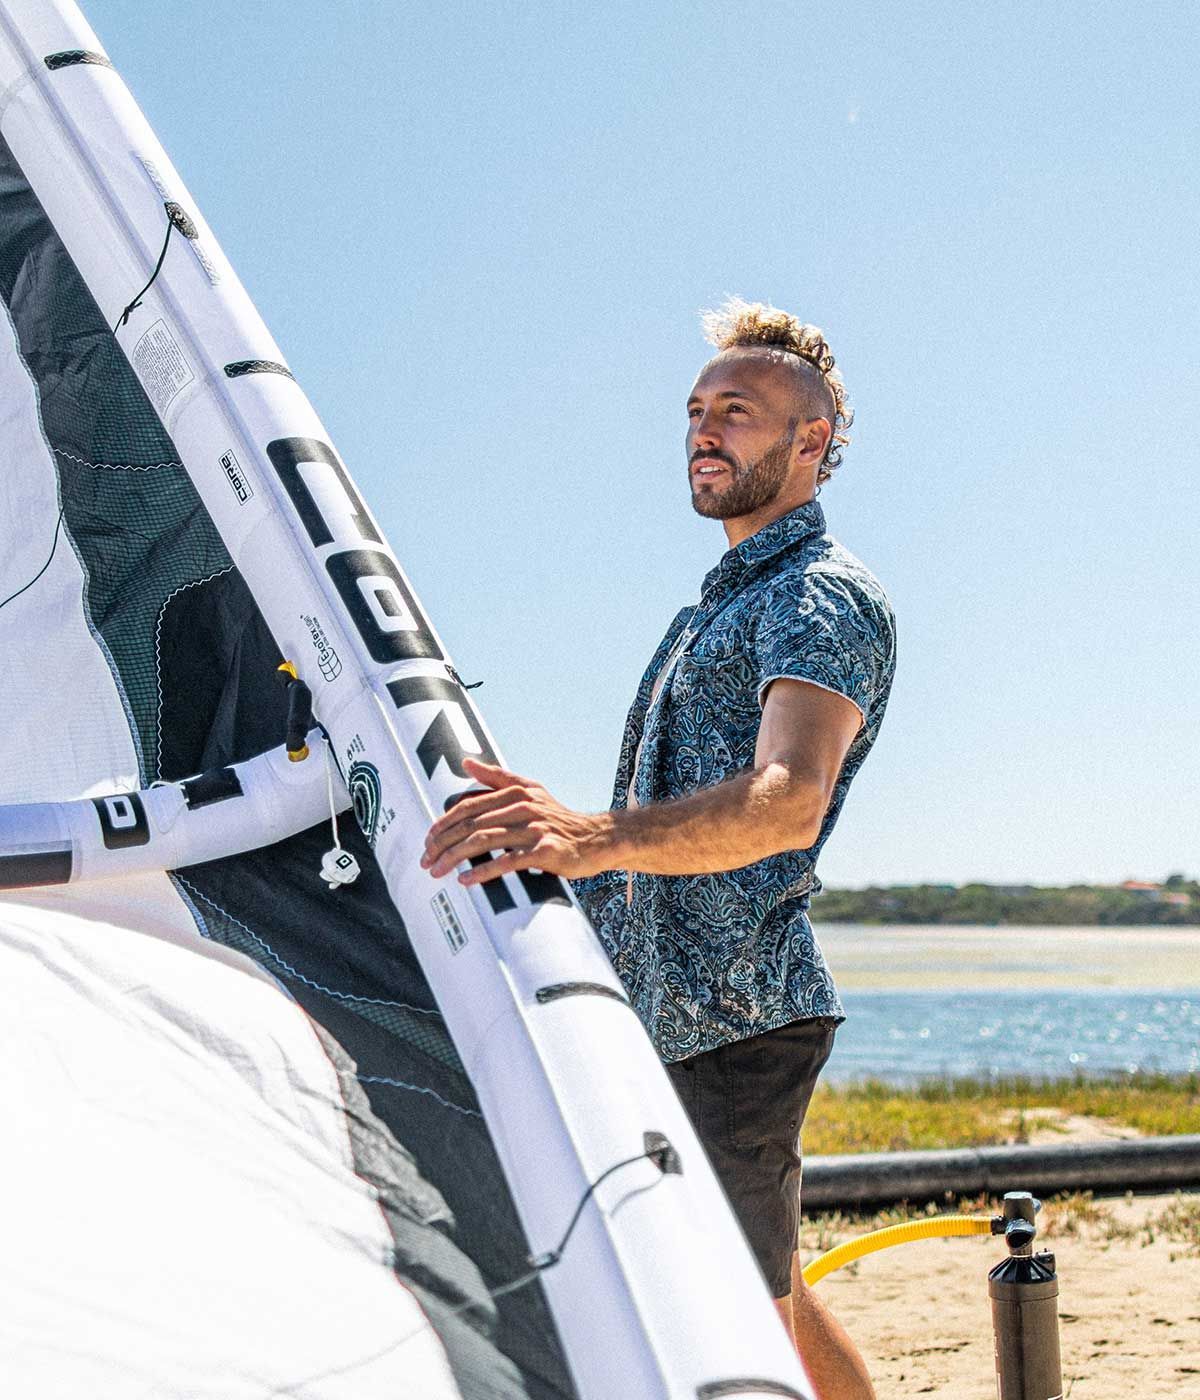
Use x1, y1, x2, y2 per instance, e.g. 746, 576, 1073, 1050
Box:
766, 532, 894, 622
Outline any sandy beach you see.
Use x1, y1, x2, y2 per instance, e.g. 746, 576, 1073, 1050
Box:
798, 926, 1200, 1392
812, 923, 1200, 993
806, 1187, 1200, 1397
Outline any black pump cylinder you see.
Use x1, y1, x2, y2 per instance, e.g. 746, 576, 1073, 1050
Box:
989, 1192, 1063, 1400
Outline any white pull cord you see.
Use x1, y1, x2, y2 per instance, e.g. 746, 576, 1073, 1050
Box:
319, 735, 360, 889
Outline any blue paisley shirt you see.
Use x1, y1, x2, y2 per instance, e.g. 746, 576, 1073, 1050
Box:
573, 499, 896, 1063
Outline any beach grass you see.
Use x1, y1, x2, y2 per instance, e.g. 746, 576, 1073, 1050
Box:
803, 1071, 1200, 1155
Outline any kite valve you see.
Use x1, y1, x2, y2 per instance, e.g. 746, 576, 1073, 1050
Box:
276, 660, 313, 761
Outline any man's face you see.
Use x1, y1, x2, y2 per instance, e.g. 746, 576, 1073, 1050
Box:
686, 351, 804, 522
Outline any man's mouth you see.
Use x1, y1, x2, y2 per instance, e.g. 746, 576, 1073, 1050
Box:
691, 458, 731, 481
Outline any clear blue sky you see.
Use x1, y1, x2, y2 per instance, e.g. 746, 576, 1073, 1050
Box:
88, 1, 1199, 887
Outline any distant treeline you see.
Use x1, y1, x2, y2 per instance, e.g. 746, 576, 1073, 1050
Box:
812, 876, 1200, 925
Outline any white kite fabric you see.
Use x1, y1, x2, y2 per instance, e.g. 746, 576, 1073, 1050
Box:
0, 3, 814, 1397
0, 886, 463, 1399
0, 111, 464, 1400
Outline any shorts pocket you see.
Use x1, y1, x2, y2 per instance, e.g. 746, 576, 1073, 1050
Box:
726, 1020, 836, 1150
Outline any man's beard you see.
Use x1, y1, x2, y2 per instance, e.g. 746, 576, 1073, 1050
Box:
689, 427, 794, 521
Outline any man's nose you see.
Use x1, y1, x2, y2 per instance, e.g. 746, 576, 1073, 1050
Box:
690, 411, 722, 448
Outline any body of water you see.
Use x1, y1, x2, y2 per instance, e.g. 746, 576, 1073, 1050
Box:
824, 989, 1200, 1083
812, 924, 1200, 1083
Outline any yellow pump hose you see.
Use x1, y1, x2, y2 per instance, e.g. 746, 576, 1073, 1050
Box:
802, 1215, 995, 1287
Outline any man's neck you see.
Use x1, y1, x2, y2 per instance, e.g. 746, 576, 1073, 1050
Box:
722, 489, 817, 549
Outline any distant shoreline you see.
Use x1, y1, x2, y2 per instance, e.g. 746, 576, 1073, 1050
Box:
814, 879, 1199, 926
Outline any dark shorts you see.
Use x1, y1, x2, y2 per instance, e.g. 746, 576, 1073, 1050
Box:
666, 1017, 837, 1297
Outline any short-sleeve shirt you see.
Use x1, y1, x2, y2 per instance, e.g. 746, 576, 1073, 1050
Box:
572, 498, 896, 1063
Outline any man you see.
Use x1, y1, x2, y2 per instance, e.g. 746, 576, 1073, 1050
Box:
422, 298, 895, 1400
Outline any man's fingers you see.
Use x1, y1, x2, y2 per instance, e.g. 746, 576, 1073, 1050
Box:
427, 788, 519, 843
426, 825, 541, 878
422, 798, 537, 868
424, 788, 524, 856
461, 756, 526, 788
457, 848, 541, 886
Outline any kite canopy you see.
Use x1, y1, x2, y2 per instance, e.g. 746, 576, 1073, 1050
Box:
0, 3, 813, 1397
0, 87, 569, 1400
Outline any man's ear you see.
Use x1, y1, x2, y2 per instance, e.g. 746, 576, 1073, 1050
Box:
796, 416, 833, 465
808, 417, 833, 458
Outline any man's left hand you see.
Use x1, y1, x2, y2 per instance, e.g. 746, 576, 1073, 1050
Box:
421, 757, 614, 886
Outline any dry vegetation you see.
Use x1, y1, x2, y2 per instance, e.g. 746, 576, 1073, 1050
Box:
803, 1072, 1200, 1156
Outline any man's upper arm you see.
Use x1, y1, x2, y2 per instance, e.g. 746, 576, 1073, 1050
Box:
754, 678, 862, 794
751, 566, 895, 791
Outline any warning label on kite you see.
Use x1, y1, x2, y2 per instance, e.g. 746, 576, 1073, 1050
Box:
432, 890, 468, 955
131, 319, 194, 415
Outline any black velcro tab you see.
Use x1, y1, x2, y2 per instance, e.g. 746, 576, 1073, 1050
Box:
535, 982, 630, 1007
45, 50, 114, 71
0, 848, 72, 888
181, 767, 244, 810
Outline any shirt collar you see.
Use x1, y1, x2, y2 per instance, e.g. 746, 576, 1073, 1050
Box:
702, 497, 826, 594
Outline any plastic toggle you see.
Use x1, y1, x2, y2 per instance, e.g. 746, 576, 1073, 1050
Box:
320, 848, 360, 889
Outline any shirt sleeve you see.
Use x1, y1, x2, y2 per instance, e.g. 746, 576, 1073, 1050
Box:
752, 567, 895, 723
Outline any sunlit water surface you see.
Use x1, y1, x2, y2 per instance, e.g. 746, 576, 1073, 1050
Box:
813, 924, 1200, 1083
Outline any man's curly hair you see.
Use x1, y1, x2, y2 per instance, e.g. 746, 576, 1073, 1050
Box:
700, 297, 853, 483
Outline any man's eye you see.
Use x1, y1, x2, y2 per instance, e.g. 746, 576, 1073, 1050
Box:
727, 403, 747, 413
687, 406, 702, 418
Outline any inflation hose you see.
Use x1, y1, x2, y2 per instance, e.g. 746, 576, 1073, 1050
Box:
802, 1214, 997, 1287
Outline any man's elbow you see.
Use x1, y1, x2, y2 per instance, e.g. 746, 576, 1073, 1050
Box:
788, 805, 826, 852
763, 763, 833, 852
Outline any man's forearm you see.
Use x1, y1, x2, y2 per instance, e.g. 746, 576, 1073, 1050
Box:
606, 763, 829, 875
420, 753, 836, 887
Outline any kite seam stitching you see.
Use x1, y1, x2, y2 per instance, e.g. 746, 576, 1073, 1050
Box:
174, 876, 445, 1017
55, 448, 181, 472
357, 1075, 482, 1118
153, 567, 235, 771
168, 878, 473, 1124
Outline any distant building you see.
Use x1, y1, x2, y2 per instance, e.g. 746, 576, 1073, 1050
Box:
1120, 880, 1163, 900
